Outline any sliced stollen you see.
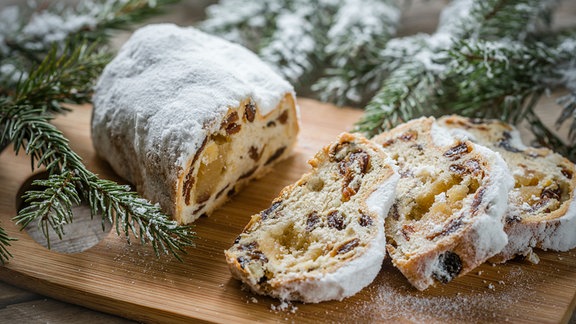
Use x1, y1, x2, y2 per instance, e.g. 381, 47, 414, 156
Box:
372, 117, 514, 290
91, 24, 299, 224
438, 115, 576, 263
225, 133, 399, 303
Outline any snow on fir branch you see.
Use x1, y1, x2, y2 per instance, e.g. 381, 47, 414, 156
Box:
201, 0, 576, 160
0, 0, 195, 265
201, 0, 402, 102
355, 0, 576, 160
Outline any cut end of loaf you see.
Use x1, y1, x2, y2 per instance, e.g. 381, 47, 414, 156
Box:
176, 94, 299, 224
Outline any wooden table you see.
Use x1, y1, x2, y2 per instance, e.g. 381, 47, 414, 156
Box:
2, 1, 576, 323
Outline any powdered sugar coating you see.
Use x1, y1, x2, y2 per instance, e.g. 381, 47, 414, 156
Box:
465, 144, 513, 255
539, 196, 576, 251
92, 24, 294, 211
278, 172, 399, 303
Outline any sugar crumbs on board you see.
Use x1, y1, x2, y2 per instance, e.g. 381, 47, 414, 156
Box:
345, 261, 539, 323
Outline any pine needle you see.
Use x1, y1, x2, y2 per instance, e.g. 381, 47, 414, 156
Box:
0, 0, 192, 265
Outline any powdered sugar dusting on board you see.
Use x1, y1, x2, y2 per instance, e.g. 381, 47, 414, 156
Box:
344, 260, 538, 323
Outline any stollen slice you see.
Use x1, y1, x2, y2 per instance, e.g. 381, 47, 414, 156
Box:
372, 117, 514, 290
438, 115, 576, 263
225, 133, 399, 302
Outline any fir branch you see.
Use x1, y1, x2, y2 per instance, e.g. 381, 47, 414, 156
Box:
0, 0, 194, 264
259, 5, 321, 83
0, 0, 179, 91
438, 38, 560, 123
312, 0, 401, 105
2, 97, 195, 260
354, 62, 440, 137
13, 39, 112, 113
15, 172, 81, 247
557, 92, 576, 143
0, 225, 16, 265
85, 179, 195, 260
202, 0, 403, 98
527, 108, 576, 161
201, 0, 284, 50
472, 0, 559, 40
355, 0, 574, 157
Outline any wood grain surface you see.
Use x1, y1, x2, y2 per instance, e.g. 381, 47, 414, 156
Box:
1, 99, 575, 323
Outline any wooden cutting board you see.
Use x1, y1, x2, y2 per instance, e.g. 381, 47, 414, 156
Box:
1, 98, 575, 323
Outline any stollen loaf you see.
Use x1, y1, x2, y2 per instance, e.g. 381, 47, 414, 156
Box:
92, 24, 299, 224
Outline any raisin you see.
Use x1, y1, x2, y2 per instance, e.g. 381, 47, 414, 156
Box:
505, 214, 522, 224
358, 211, 373, 227
401, 224, 414, 241
351, 152, 370, 174
306, 211, 320, 231
266, 121, 276, 127
239, 241, 258, 251
470, 187, 486, 215
531, 197, 552, 212
277, 110, 289, 124
248, 146, 261, 161
340, 151, 370, 201
381, 139, 395, 148
258, 276, 268, 284
390, 203, 400, 220
444, 142, 471, 159
265, 146, 286, 165
261, 201, 282, 220
327, 210, 345, 230
222, 111, 239, 127
449, 159, 482, 176
341, 186, 357, 202
399, 130, 418, 141
339, 151, 370, 176
244, 101, 256, 122
449, 164, 467, 175
541, 186, 561, 201
226, 123, 242, 135
239, 166, 258, 180
561, 167, 573, 179
497, 131, 522, 153
465, 159, 482, 173
432, 251, 462, 283
334, 238, 360, 255
183, 137, 208, 205
248, 250, 268, 263
329, 141, 354, 162
237, 256, 250, 269
427, 214, 464, 240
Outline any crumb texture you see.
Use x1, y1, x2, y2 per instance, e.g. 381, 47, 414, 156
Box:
438, 115, 576, 262
226, 133, 399, 303
372, 117, 513, 290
